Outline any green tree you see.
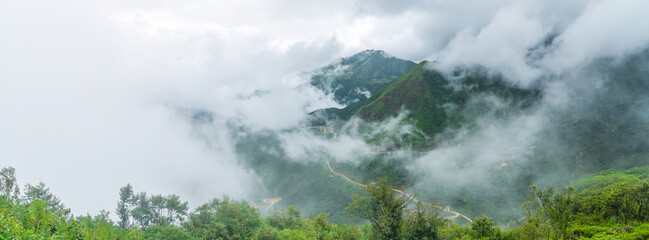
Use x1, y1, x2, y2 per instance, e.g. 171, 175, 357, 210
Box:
76, 210, 146, 239
22, 182, 65, 213
402, 202, 447, 240
347, 177, 414, 240
267, 205, 303, 230
252, 225, 280, 240
117, 184, 135, 228
131, 192, 152, 230
148, 194, 188, 226
117, 184, 189, 230
470, 215, 501, 240
165, 194, 189, 225
532, 186, 574, 239
144, 225, 195, 240
150, 194, 168, 226
0, 167, 20, 199
185, 196, 262, 240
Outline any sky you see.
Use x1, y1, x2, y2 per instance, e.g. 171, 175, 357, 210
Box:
1, 0, 649, 217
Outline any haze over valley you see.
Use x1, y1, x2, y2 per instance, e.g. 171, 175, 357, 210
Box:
2, 0, 649, 239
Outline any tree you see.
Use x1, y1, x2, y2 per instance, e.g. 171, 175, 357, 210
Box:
117, 184, 135, 228
532, 186, 574, 239
0, 167, 20, 200
346, 177, 414, 240
117, 184, 189, 230
144, 225, 196, 240
470, 215, 500, 240
266, 205, 303, 230
150, 194, 168, 226
22, 182, 65, 213
185, 196, 262, 240
131, 192, 152, 230
402, 202, 447, 240
164, 194, 188, 225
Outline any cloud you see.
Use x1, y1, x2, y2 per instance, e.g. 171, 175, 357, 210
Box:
438, 5, 549, 86
1, 0, 648, 222
541, 0, 649, 71
0, 0, 346, 216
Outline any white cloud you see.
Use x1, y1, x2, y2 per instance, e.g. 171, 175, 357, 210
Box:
542, 0, 649, 71
1, 0, 647, 219
439, 5, 549, 85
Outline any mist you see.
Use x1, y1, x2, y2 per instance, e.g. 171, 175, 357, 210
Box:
2, 0, 649, 224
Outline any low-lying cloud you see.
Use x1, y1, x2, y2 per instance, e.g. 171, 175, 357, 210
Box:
2, 0, 648, 222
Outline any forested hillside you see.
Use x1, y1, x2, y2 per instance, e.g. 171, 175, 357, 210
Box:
3, 165, 649, 239
215, 49, 649, 228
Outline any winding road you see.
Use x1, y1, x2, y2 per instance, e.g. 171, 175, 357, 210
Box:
326, 161, 472, 223
309, 125, 472, 222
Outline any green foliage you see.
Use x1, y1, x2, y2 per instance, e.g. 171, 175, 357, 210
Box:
347, 177, 414, 239
4, 163, 649, 240
470, 215, 501, 240
570, 222, 649, 239
117, 184, 189, 230
440, 224, 473, 240
253, 211, 362, 240
569, 167, 649, 225
500, 166, 649, 239
531, 186, 575, 238
0, 167, 20, 200
402, 202, 448, 240
143, 225, 195, 240
131, 192, 152, 229
76, 211, 143, 239
184, 196, 262, 240
572, 166, 649, 196
266, 205, 303, 230
252, 225, 280, 240
356, 61, 452, 136
117, 183, 134, 228
502, 217, 551, 240
0, 195, 83, 239
22, 182, 65, 213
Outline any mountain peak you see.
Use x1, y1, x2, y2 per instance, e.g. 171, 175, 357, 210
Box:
311, 50, 417, 106
356, 49, 387, 56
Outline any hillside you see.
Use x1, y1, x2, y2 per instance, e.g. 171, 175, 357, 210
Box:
310, 50, 417, 106
356, 61, 452, 135
354, 62, 540, 136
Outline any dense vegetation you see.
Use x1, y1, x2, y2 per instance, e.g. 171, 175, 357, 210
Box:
3, 165, 649, 239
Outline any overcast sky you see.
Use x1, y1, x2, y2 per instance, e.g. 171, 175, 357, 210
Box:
1, 0, 648, 217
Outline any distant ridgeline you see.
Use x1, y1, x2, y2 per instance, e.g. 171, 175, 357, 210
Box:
310, 50, 540, 138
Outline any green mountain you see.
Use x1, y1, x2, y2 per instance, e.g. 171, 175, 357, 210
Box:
244, 49, 649, 226
310, 49, 416, 105
354, 61, 540, 136
356, 61, 452, 135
